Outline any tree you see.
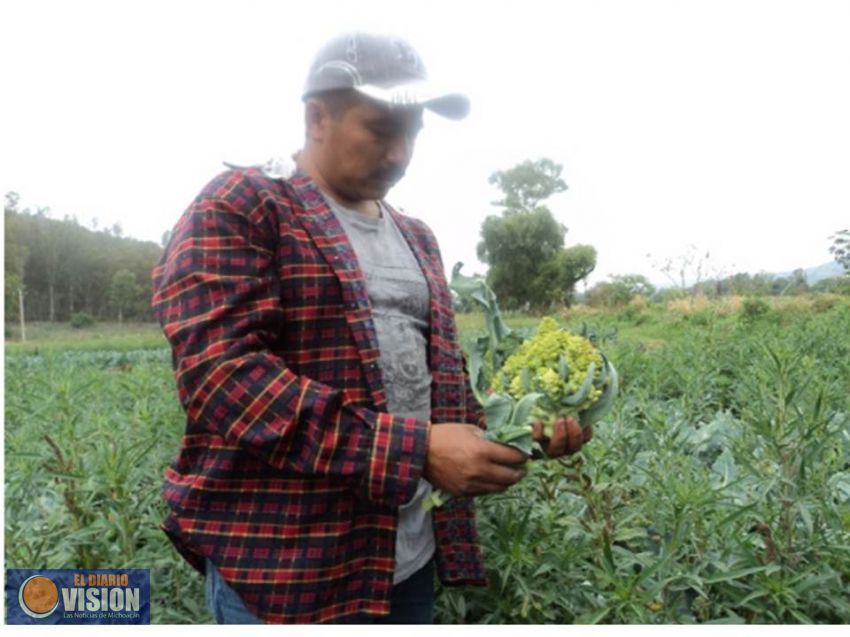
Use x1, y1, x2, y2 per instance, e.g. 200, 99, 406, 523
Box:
541, 245, 598, 305
813, 276, 850, 295
59, 218, 88, 315
5, 193, 29, 338
30, 207, 62, 321
5, 191, 20, 212
775, 268, 809, 296
108, 269, 141, 323
488, 158, 567, 211
585, 273, 655, 308
726, 272, 772, 297
478, 207, 566, 308
477, 159, 595, 309
610, 274, 655, 301
830, 229, 850, 273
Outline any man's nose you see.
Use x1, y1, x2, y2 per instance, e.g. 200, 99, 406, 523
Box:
385, 133, 413, 166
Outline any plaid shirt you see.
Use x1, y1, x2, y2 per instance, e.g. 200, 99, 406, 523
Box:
151, 167, 487, 623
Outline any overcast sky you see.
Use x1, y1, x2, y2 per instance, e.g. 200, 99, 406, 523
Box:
2, 0, 848, 287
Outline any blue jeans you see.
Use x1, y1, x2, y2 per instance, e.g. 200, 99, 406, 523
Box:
205, 558, 262, 624
205, 557, 435, 624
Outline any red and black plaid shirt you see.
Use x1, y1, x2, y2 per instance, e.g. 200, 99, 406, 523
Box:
151, 167, 486, 623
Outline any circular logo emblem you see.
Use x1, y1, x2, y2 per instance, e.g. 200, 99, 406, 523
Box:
19, 575, 60, 619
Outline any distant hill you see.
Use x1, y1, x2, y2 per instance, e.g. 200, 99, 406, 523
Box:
773, 261, 845, 284
646, 260, 846, 292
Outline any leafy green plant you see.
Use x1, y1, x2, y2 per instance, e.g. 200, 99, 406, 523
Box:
70, 312, 96, 329
4, 349, 212, 623
435, 304, 850, 623
739, 298, 771, 322
5, 298, 849, 625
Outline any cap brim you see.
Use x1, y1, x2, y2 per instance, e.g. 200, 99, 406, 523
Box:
355, 82, 470, 120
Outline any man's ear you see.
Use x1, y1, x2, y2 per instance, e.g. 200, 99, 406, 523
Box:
304, 98, 328, 143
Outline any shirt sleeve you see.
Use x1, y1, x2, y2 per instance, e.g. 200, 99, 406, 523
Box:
151, 176, 429, 509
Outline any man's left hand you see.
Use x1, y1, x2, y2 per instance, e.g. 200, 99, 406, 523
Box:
531, 416, 592, 458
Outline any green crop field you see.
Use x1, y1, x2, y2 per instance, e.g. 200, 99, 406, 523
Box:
5, 298, 850, 623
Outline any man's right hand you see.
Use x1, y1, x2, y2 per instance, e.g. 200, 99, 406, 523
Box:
423, 424, 528, 498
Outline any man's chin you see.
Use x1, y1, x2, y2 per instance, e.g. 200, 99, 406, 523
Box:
340, 178, 395, 203
365, 181, 394, 200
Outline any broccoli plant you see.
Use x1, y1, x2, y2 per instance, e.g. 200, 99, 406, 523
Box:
423, 264, 618, 510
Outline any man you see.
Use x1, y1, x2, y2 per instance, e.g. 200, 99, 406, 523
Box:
152, 32, 590, 624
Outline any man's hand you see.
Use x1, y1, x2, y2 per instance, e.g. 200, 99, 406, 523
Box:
531, 416, 592, 458
423, 424, 528, 498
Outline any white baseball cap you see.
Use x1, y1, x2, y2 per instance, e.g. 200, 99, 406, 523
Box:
303, 32, 470, 120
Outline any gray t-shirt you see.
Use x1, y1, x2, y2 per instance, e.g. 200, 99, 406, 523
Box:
327, 198, 435, 585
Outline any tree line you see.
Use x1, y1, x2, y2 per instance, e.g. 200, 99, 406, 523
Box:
8, 165, 844, 326
6, 159, 599, 327
5, 192, 163, 325
583, 269, 850, 309
582, 237, 850, 309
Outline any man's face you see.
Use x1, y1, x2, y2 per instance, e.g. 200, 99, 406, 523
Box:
311, 96, 423, 203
